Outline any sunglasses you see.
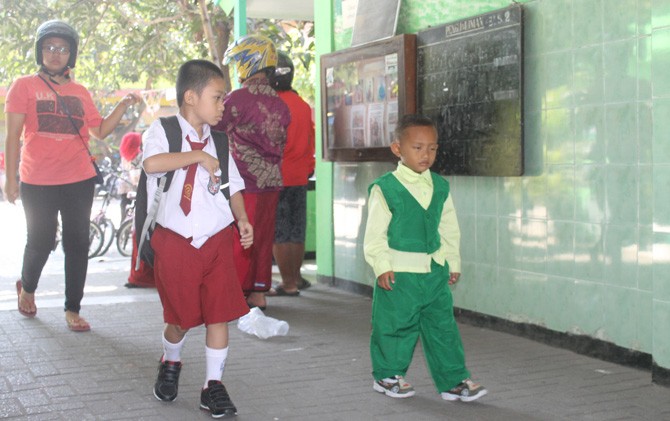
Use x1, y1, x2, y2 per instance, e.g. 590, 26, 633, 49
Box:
42, 45, 71, 55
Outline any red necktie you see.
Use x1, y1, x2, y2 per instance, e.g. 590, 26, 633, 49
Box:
180, 135, 208, 215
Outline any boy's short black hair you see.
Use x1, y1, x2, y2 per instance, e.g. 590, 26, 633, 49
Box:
176, 59, 225, 107
394, 114, 437, 142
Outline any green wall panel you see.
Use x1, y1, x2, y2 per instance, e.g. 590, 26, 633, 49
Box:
572, 0, 603, 47
604, 40, 639, 103
652, 99, 670, 164
653, 299, 670, 368
318, 0, 670, 369
315, 0, 334, 277
652, 28, 670, 97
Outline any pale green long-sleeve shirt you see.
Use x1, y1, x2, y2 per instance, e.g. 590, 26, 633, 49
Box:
363, 162, 461, 278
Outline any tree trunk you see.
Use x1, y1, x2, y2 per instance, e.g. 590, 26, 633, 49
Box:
215, 18, 233, 93
198, 0, 221, 65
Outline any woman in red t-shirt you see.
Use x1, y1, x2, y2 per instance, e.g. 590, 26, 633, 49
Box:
3, 20, 139, 331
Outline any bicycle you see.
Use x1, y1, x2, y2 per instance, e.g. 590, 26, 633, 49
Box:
116, 192, 135, 257
51, 217, 105, 259
50, 161, 117, 258
89, 168, 136, 258
52, 215, 104, 259
88, 220, 105, 258
90, 188, 116, 258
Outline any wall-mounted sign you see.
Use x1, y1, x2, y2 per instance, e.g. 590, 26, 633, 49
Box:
321, 34, 416, 162
350, 0, 401, 46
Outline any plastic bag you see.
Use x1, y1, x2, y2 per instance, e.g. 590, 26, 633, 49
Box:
237, 307, 289, 339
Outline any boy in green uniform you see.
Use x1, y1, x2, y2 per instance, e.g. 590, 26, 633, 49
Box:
363, 114, 487, 402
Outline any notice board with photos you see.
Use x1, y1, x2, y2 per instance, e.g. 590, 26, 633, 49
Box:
417, 5, 524, 176
320, 34, 416, 162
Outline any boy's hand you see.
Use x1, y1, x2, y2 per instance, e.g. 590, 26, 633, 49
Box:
377, 271, 395, 291
198, 151, 220, 181
237, 219, 253, 249
448, 272, 461, 285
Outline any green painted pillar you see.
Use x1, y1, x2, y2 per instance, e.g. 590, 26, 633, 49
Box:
230, 0, 247, 88
234, 0, 247, 39
314, 0, 334, 279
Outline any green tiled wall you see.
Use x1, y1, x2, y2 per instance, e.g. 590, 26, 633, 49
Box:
322, 0, 670, 369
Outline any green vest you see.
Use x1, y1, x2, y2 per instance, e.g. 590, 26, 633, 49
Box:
369, 171, 450, 254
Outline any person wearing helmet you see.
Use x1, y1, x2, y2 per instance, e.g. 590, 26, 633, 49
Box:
267, 51, 315, 297
4, 20, 140, 331
213, 35, 290, 310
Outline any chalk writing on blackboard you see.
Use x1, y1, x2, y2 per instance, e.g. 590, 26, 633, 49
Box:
417, 5, 524, 176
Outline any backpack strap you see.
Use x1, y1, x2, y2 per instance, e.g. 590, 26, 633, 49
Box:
134, 116, 183, 271
211, 129, 230, 200
158, 116, 183, 191
135, 176, 166, 270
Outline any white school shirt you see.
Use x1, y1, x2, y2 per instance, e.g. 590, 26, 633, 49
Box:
142, 114, 245, 249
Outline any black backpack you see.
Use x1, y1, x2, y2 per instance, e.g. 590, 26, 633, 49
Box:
134, 116, 230, 269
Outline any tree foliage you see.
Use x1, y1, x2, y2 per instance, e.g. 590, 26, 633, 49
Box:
250, 19, 316, 105
0, 0, 233, 91
0, 0, 316, 154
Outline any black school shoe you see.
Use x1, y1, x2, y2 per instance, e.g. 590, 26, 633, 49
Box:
153, 359, 182, 402
200, 380, 237, 418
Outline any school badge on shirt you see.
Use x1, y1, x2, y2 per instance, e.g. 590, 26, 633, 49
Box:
208, 176, 221, 195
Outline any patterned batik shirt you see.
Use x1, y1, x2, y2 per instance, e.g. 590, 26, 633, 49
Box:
214, 76, 290, 193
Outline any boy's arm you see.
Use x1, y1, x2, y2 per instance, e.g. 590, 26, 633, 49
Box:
142, 121, 219, 180
438, 194, 462, 283
364, 185, 394, 285
143, 151, 219, 180
229, 191, 253, 249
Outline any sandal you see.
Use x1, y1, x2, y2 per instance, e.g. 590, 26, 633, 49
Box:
247, 303, 267, 311
298, 278, 312, 290
16, 280, 37, 318
66, 313, 91, 332
267, 285, 300, 297
246, 292, 267, 311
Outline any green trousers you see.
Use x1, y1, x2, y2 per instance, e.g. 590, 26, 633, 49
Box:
370, 260, 470, 392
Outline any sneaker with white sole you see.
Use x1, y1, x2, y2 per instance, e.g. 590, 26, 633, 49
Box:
200, 380, 237, 418
441, 379, 487, 402
373, 375, 415, 398
153, 359, 182, 402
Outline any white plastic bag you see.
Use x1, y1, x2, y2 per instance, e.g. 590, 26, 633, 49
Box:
237, 307, 289, 339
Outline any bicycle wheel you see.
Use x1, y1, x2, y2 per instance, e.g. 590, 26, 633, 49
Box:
116, 219, 134, 257
97, 217, 116, 256
88, 221, 105, 259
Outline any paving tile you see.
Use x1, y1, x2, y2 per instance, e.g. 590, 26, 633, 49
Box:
2, 267, 670, 420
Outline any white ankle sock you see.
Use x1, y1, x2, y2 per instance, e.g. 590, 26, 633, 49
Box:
162, 333, 186, 362
204, 346, 228, 388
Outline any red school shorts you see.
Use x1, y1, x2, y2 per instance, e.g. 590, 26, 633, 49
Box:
152, 225, 249, 329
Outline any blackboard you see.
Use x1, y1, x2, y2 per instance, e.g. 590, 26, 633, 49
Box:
417, 5, 524, 176
351, 0, 401, 47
